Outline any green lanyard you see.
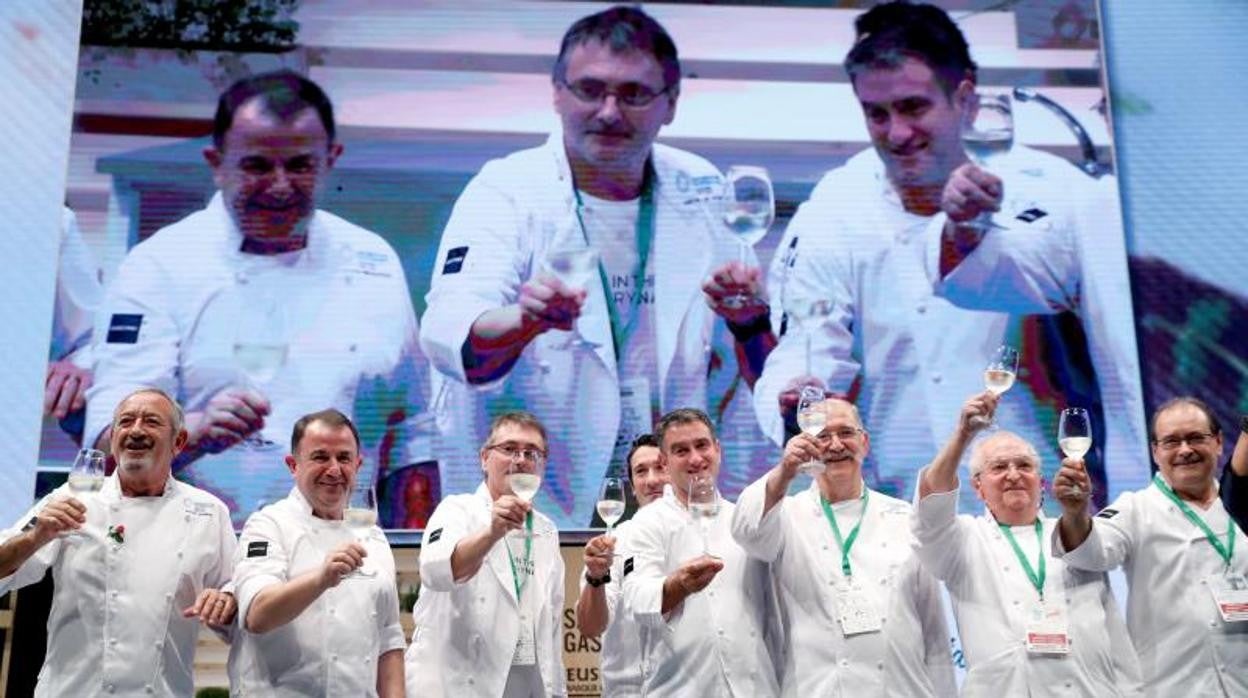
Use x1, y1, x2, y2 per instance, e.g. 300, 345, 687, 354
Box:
1153, 473, 1235, 567
570, 163, 656, 361
505, 513, 534, 599
819, 486, 869, 578
999, 519, 1046, 599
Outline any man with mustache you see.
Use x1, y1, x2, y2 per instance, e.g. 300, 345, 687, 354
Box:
1054, 397, 1248, 695
85, 70, 431, 527
620, 408, 779, 696
731, 397, 954, 696
421, 5, 775, 527
753, 0, 1125, 503
0, 388, 236, 696
913, 391, 1141, 696
227, 408, 404, 696
575, 433, 667, 697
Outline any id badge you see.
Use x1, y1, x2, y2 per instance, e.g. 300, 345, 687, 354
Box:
1210, 572, 1248, 623
1025, 600, 1071, 655
837, 579, 883, 636
512, 613, 537, 666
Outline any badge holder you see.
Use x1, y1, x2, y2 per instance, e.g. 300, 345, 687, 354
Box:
1024, 598, 1071, 655
1210, 571, 1248, 623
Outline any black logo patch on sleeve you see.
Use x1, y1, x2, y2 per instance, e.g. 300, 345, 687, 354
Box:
441, 246, 469, 275
623, 556, 634, 578
246, 541, 268, 558
106, 313, 143, 344
1095, 508, 1119, 519
427, 528, 442, 543
1016, 208, 1049, 223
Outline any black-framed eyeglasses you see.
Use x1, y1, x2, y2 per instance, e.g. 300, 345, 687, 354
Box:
1154, 432, 1215, 451
558, 78, 671, 108
487, 443, 547, 465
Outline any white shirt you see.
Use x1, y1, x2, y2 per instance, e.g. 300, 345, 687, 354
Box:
406, 483, 566, 698
731, 479, 955, 697
52, 206, 102, 368
756, 147, 1116, 499
926, 164, 1150, 495
1055, 479, 1248, 696
228, 487, 405, 697
85, 193, 432, 525
912, 487, 1142, 697
621, 485, 779, 697
420, 132, 745, 526
576, 518, 647, 698
0, 475, 235, 697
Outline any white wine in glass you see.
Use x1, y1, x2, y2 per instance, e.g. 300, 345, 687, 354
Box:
233, 292, 289, 449
542, 247, 601, 349
960, 91, 1014, 229
597, 475, 627, 532
721, 165, 774, 308
344, 480, 379, 579
687, 475, 720, 556
795, 386, 827, 475
65, 448, 105, 539
508, 462, 543, 540
978, 345, 1019, 427
1058, 407, 1093, 496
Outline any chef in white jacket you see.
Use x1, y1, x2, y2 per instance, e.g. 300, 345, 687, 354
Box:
621, 408, 779, 697
732, 397, 955, 697
0, 388, 237, 696
421, 6, 773, 527
405, 411, 566, 698
575, 433, 668, 697
912, 391, 1142, 697
1054, 397, 1248, 696
228, 408, 405, 697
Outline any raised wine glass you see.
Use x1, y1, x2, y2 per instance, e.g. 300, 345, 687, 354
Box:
1058, 407, 1092, 497
960, 91, 1014, 229
721, 165, 774, 308
795, 386, 828, 475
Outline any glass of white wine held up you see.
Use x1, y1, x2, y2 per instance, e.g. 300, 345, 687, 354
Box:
343, 479, 379, 580
507, 457, 544, 540
65, 448, 105, 540
597, 475, 627, 533
687, 474, 720, 557
978, 344, 1019, 428
720, 165, 774, 308
1058, 407, 1093, 497
960, 91, 1014, 230
795, 386, 828, 475
233, 290, 289, 450
542, 246, 601, 350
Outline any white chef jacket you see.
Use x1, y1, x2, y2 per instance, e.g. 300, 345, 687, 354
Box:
420, 132, 743, 525
228, 487, 405, 696
1055, 479, 1248, 696
85, 193, 432, 525
756, 147, 1083, 498
406, 483, 566, 698
912, 486, 1142, 697
923, 159, 1150, 495
621, 484, 780, 697
731, 478, 955, 697
0, 474, 236, 697
576, 518, 647, 698
52, 206, 102, 368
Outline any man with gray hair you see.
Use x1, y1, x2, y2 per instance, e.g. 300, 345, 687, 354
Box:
912, 391, 1141, 696
0, 388, 237, 696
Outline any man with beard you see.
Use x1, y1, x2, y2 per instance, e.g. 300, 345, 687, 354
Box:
85, 70, 431, 526
913, 391, 1141, 696
421, 5, 775, 527
0, 388, 236, 696
228, 408, 404, 696
575, 433, 667, 697
1055, 397, 1248, 695
731, 397, 954, 696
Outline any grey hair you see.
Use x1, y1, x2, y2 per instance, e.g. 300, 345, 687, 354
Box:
968, 430, 1040, 476
820, 397, 866, 432
114, 387, 185, 434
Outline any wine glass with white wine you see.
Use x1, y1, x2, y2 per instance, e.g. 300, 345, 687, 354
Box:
1058, 407, 1092, 497
542, 246, 601, 349
960, 91, 1014, 230
795, 386, 828, 475
597, 475, 627, 534
687, 474, 720, 557
64, 448, 105, 539
979, 344, 1019, 428
343, 478, 379, 579
233, 292, 289, 449
721, 165, 774, 308
507, 458, 543, 540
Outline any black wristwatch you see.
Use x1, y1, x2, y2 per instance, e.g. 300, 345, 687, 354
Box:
1240, 414, 1248, 433
585, 572, 611, 588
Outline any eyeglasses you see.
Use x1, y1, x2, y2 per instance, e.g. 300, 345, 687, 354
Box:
1154, 432, 1215, 451
813, 427, 863, 445
558, 78, 670, 108
977, 461, 1038, 478
487, 443, 547, 465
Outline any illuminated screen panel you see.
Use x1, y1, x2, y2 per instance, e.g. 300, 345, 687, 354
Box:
38, 1, 1152, 531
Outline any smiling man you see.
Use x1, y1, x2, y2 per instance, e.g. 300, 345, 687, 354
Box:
913, 391, 1141, 696
85, 70, 431, 526
0, 388, 236, 696
620, 408, 779, 696
1054, 397, 1248, 696
421, 5, 775, 527
227, 408, 405, 697
731, 397, 954, 696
